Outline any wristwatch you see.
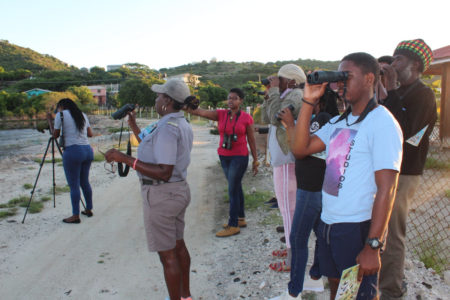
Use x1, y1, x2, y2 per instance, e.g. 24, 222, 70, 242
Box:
366, 237, 384, 249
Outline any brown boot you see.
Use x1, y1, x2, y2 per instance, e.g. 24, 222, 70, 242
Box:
222, 218, 247, 228
216, 226, 240, 237
238, 218, 247, 228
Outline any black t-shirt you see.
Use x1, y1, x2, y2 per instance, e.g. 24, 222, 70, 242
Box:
383, 80, 437, 175
295, 112, 331, 191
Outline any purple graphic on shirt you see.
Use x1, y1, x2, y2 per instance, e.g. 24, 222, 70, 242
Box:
323, 128, 358, 196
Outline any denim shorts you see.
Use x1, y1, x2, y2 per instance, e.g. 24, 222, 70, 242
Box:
316, 219, 378, 299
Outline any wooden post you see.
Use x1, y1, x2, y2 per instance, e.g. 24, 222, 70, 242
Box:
440, 64, 450, 146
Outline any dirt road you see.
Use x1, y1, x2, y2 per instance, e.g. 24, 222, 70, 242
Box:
0, 125, 221, 299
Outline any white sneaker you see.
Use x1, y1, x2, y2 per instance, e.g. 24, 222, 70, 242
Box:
269, 290, 301, 300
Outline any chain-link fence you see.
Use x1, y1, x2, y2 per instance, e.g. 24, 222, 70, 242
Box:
406, 123, 450, 274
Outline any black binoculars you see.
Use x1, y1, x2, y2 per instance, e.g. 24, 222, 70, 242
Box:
276, 104, 295, 121
307, 71, 348, 84
112, 104, 136, 120
222, 133, 238, 150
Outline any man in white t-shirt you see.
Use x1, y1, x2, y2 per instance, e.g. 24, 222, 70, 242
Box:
286, 52, 403, 300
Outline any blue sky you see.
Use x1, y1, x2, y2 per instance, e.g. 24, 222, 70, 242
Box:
1, 0, 448, 70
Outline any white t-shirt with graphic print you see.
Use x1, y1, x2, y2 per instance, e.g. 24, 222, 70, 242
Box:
315, 105, 403, 224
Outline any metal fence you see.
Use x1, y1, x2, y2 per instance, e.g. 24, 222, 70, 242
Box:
406, 123, 450, 274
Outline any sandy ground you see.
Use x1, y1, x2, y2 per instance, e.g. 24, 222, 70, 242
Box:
0, 121, 221, 299
0, 117, 448, 300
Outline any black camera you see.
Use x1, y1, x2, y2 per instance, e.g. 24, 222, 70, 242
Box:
222, 133, 238, 150
112, 104, 136, 120
276, 104, 295, 121
307, 71, 348, 84
261, 78, 270, 86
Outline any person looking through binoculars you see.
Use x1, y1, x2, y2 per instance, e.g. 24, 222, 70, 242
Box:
53, 98, 94, 224
185, 88, 258, 238
104, 79, 194, 300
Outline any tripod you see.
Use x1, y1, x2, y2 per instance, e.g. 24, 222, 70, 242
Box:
22, 132, 86, 223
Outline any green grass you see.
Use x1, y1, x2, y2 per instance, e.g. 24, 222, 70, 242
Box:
259, 211, 283, 226
33, 157, 63, 164
93, 152, 105, 162
244, 190, 275, 211
445, 190, 450, 198
23, 183, 33, 189
0, 208, 18, 219
24, 201, 44, 214
189, 118, 209, 126
40, 196, 52, 202
108, 127, 123, 133
18, 200, 44, 213
417, 244, 448, 275
51, 185, 70, 195
424, 157, 450, 170
7, 196, 29, 207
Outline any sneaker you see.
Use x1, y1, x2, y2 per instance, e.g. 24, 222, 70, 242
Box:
264, 197, 277, 205
269, 202, 279, 209
222, 218, 247, 228
269, 290, 301, 300
216, 226, 240, 237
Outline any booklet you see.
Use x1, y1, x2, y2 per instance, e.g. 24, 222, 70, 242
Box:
335, 264, 361, 300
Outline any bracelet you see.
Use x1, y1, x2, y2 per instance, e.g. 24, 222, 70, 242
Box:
302, 98, 316, 107
132, 158, 138, 170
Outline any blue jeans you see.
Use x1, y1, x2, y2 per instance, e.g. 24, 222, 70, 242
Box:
62, 144, 93, 215
219, 155, 248, 227
288, 189, 322, 296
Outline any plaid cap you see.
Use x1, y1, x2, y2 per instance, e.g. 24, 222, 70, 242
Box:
394, 39, 433, 71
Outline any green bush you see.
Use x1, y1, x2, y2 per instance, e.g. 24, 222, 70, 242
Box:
23, 183, 33, 189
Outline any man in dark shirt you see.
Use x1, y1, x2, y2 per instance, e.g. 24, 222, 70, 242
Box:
380, 39, 437, 300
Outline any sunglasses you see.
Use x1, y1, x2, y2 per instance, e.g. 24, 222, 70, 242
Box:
98, 148, 117, 174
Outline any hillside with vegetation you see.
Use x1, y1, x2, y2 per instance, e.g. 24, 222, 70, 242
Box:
0, 41, 341, 119
160, 59, 340, 90
0, 40, 73, 73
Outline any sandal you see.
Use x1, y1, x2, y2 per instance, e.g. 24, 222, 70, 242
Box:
269, 261, 290, 272
272, 249, 288, 258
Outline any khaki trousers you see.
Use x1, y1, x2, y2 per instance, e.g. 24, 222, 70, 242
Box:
379, 175, 420, 299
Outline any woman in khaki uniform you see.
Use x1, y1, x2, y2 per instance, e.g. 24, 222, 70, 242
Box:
105, 79, 194, 300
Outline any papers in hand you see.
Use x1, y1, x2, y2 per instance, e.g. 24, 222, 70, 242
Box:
335, 264, 361, 300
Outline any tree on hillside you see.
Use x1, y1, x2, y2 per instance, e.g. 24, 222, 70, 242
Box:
118, 78, 159, 107
239, 81, 265, 106
67, 86, 95, 105
197, 85, 227, 108
40, 91, 77, 112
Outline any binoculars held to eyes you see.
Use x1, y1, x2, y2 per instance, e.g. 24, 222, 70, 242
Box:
307, 71, 348, 85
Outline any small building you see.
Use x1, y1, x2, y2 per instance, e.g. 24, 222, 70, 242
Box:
24, 88, 51, 98
165, 73, 201, 87
107, 65, 124, 72
86, 85, 107, 105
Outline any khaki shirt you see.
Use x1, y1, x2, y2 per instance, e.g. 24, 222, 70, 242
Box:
137, 111, 193, 182
265, 87, 303, 154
